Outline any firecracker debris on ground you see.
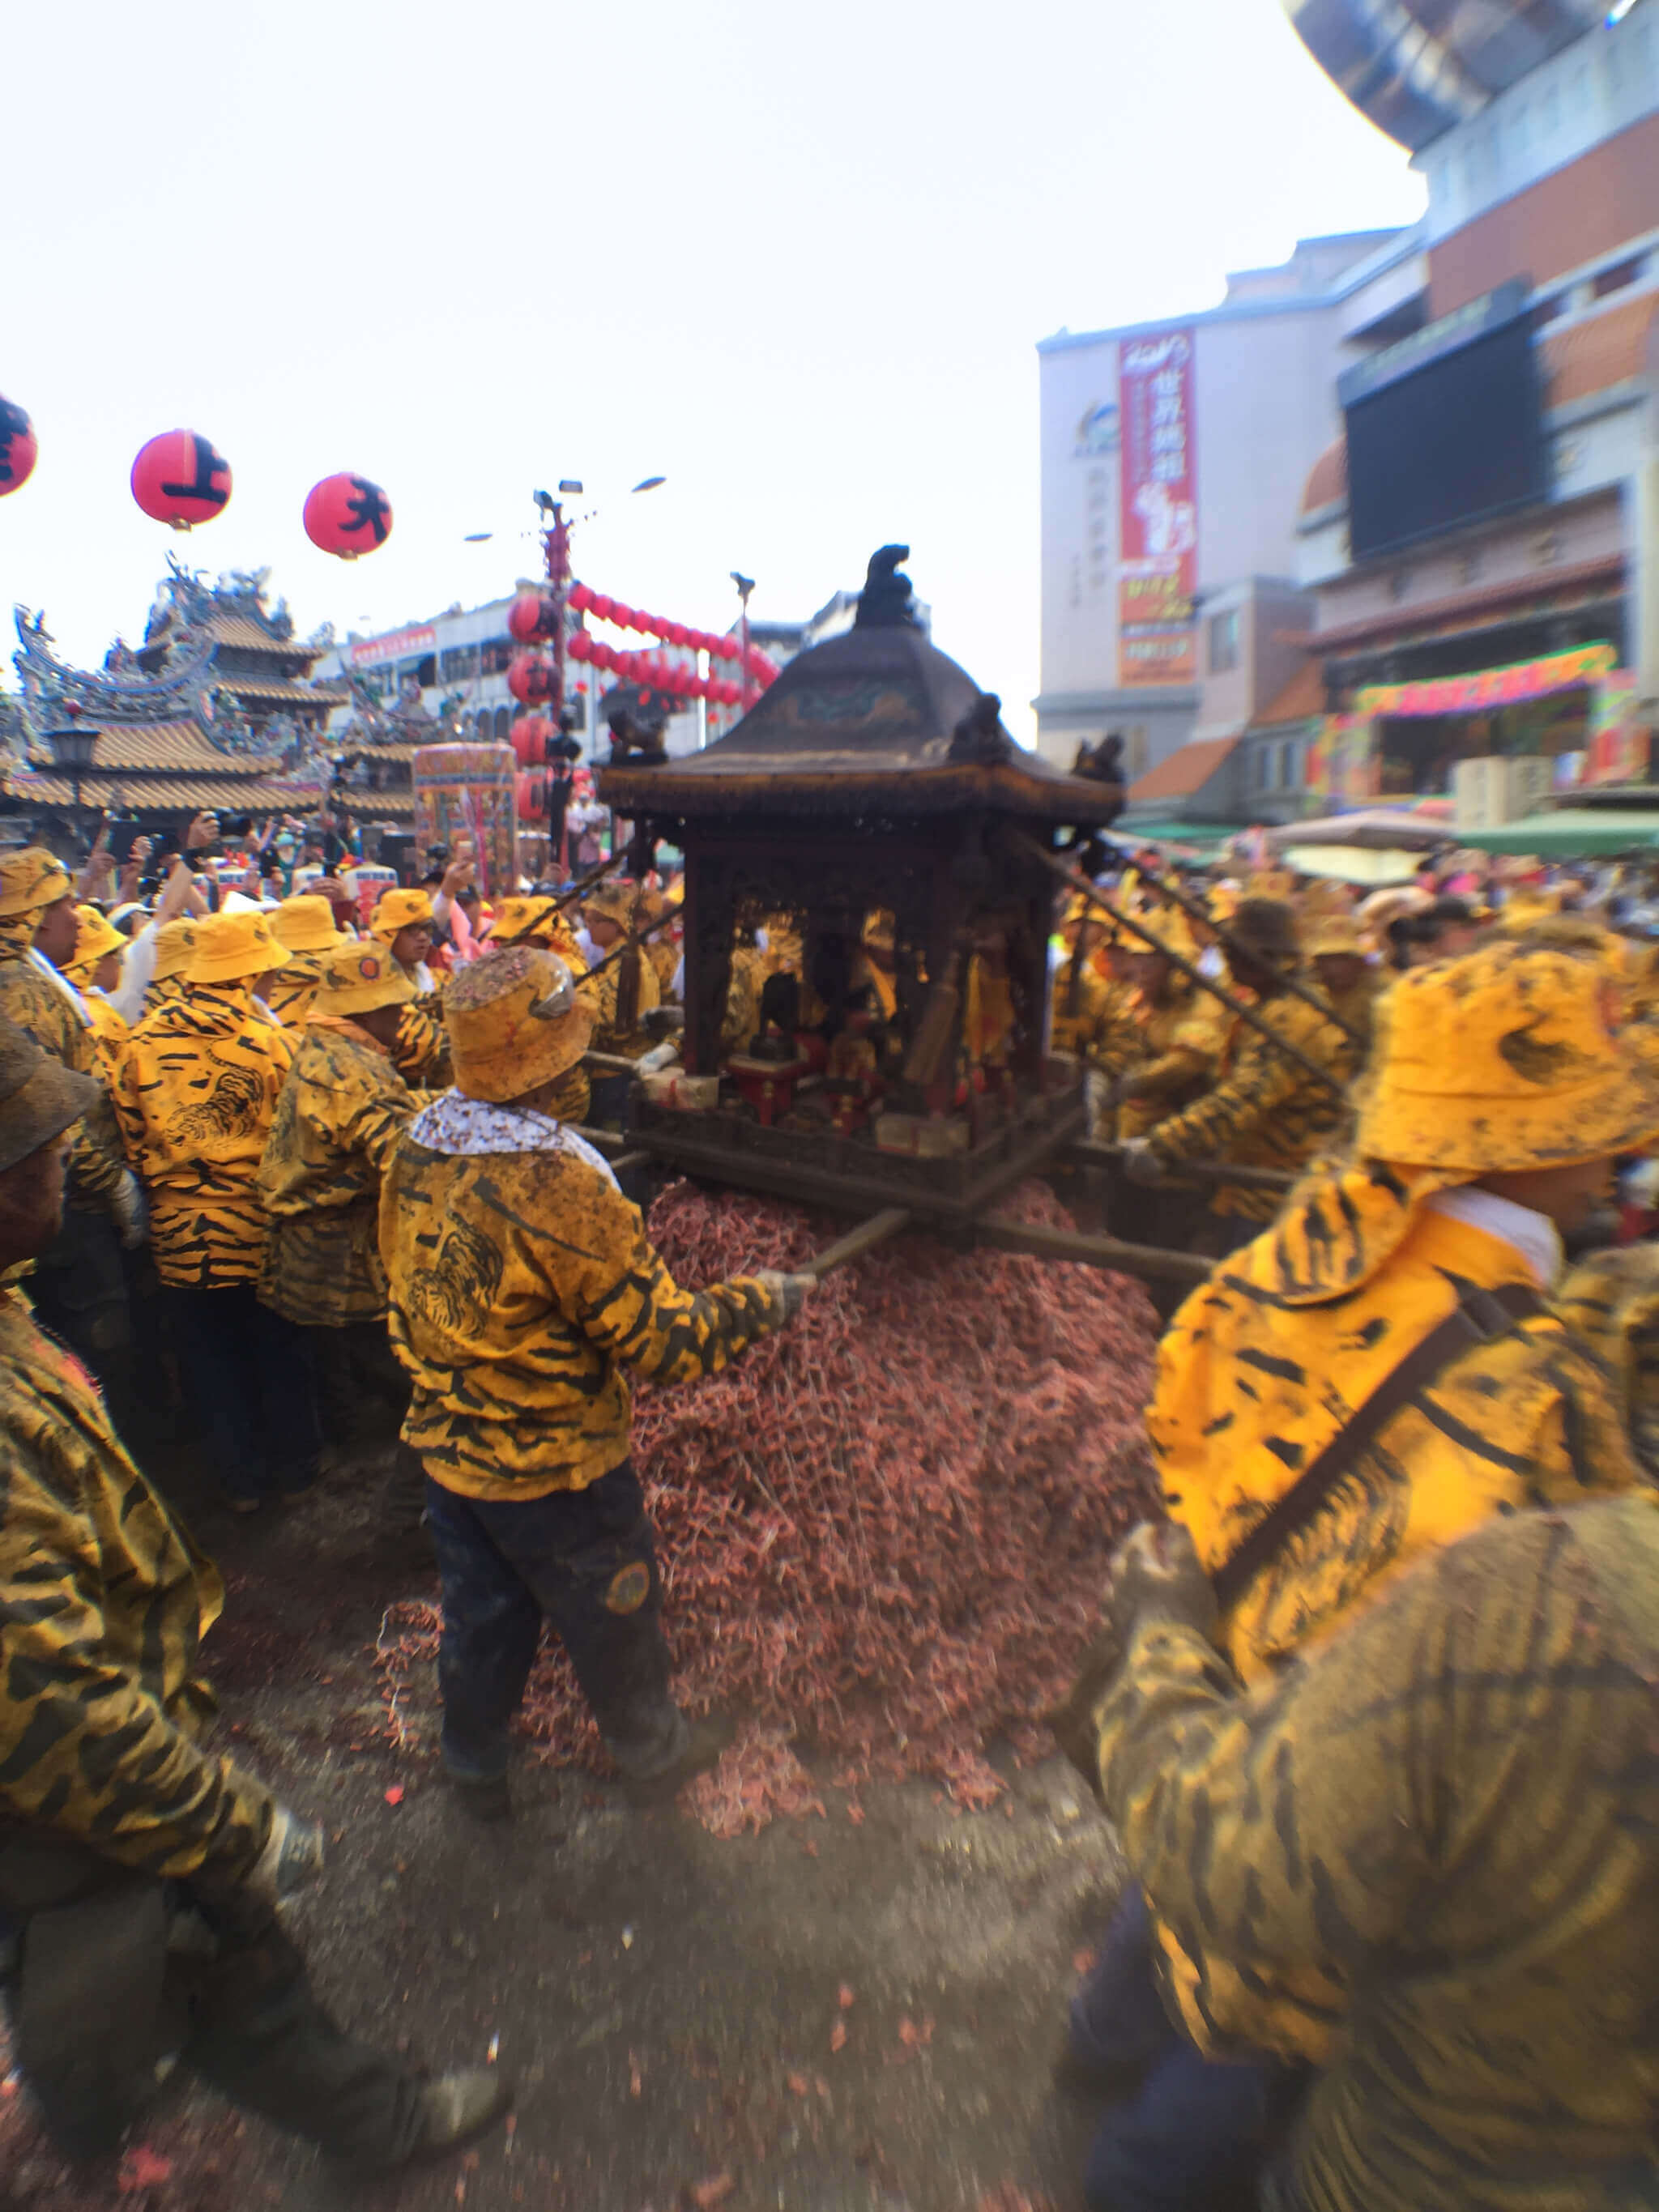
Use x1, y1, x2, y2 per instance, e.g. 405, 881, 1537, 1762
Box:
2, 1186, 1158, 2211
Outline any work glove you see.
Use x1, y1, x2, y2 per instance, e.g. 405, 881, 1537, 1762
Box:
1103, 1520, 1219, 1654
1120, 1138, 1166, 1187
755, 1269, 817, 1322
110, 1169, 149, 1250
1047, 1522, 1218, 1789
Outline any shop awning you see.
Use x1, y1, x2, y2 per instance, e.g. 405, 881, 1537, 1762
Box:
1458, 810, 1659, 856
1112, 820, 1242, 850
1282, 845, 1425, 886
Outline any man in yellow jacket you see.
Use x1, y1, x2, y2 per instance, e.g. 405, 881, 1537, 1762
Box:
1056, 936, 1659, 2212
1120, 897, 1356, 1255
379, 945, 814, 1819
113, 909, 320, 1511
368, 885, 450, 1085
263, 892, 352, 1024
0, 849, 145, 1426
0, 1016, 507, 2171
258, 943, 429, 1451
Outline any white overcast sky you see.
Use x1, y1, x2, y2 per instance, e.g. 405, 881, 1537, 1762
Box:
1, 0, 1423, 744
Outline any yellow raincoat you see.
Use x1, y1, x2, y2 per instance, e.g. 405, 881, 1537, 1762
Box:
256, 1016, 429, 1325
112, 985, 296, 1287
379, 1102, 784, 1499
0, 936, 127, 1205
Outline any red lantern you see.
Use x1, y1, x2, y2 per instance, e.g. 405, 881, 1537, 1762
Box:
513, 714, 552, 766
131, 429, 232, 530
568, 582, 594, 613
591, 595, 614, 622
0, 396, 37, 498
568, 630, 592, 663
508, 590, 558, 643
515, 773, 545, 817
508, 650, 557, 705
303, 471, 392, 558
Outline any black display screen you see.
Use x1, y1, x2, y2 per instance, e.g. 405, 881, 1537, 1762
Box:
1343, 309, 1549, 562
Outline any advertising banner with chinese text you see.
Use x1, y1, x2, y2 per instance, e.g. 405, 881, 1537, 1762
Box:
1118, 329, 1198, 688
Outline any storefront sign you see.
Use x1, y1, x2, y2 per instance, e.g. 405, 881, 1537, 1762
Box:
1118, 329, 1197, 687
351, 623, 437, 668
1355, 641, 1616, 720
1305, 714, 1378, 808
1584, 670, 1648, 785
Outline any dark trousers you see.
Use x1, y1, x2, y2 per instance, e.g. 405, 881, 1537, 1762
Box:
28, 1204, 140, 1445
302, 1317, 412, 1450
424, 1462, 685, 1784
1073, 1886, 1301, 2212
166, 1285, 322, 1502
5, 1883, 420, 2168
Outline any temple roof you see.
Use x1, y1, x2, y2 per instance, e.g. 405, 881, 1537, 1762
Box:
601, 552, 1124, 826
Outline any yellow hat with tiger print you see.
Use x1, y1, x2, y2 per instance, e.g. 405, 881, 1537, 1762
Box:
1358, 938, 1659, 1171
272, 893, 351, 954
66, 904, 126, 981
150, 917, 199, 983
188, 908, 292, 985
369, 886, 434, 944
445, 944, 593, 1102
312, 942, 416, 1018
0, 847, 71, 919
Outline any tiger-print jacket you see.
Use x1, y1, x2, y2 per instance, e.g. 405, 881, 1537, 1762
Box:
260, 946, 329, 1026
379, 1120, 784, 1498
256, 1016, 429, 1326
112, 985, 296, 1288
0, 948, 128, 1207
0, 1286, 272, 1882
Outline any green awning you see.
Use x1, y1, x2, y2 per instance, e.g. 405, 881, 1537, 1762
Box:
1114, 820, 1242, 850
1457, 809, 1659, 856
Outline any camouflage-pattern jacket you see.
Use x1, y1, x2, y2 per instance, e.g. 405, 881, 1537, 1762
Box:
392, 992, 453, 1089
112, 986, 296, 1288
379, 1098, 784, 1499
1145, 981, 1357, 1220
1094, 985, 1225, 1142
579, 947, 661, 1060
0, 1287, 272, 1882
0, 947, 128, 1207
261, 947, 329, 1026
1094, 1494, 1659, 2212
256, 1016, 429, 1326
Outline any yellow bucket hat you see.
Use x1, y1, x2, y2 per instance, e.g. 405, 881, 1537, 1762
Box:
1303, 914, 1365, 958
272, 893, 350, 954
0, 847, 71, 920
188, 909, 292, 986
312, 943, 416, 1019
370, 887, 434, 944
150, 918, 199, 983
582, 880, 639, 930
489, 895, 561, 946
445, 944, 593, 1103
67, 904, 126, 980
1357, 938, 1659, 1172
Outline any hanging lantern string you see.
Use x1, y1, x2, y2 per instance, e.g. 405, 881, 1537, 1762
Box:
565, 581, 780, 683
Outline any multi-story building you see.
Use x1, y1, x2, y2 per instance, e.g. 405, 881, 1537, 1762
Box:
1034, 229, 1413, 782
1286, 0, 1659, 828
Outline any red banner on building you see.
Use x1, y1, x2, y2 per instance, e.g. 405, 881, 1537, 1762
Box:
1118, 329, 1198, 688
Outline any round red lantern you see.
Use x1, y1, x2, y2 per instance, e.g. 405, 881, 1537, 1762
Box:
590, 595, 614, 622
0, 397, 37, 498
507, 650, 557, 705
131, 430, 232, 530
508, 590, 561, 643
515, 773, 545, 818
567, 630, 592, 663
513, 714, 552, 766
568, 582, 594, 614
303, 471, 392, 558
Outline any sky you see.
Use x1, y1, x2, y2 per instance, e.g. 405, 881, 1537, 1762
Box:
0, 0, 1425, 746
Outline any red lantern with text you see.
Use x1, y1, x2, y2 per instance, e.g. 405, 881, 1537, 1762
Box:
508, 590, 557, 644
513, 714, 552, 767
0, 397, 36, 498
508, 650, 557, 706
131, 430, 232, 530
303, 471, 393, 558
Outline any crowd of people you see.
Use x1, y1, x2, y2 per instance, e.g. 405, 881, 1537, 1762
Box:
6, 803, 1659, 2205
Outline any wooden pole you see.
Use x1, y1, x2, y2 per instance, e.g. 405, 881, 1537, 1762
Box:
973, 1213, 1211, 1286
1066, 1137, 1294, 1193
802, 1208, 913, 1281
1013, 835, 1346, 1101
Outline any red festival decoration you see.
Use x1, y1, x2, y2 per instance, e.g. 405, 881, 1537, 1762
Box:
507, 589, 559, 643
130, 430, 232, 530
507, 650, 557, 705
0, 397, 37, 498
565, 583, 783, 710
303, 472, 393, 559
512, 714, 552, 766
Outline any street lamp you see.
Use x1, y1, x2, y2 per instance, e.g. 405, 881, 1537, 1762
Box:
43, 714, 100, 848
